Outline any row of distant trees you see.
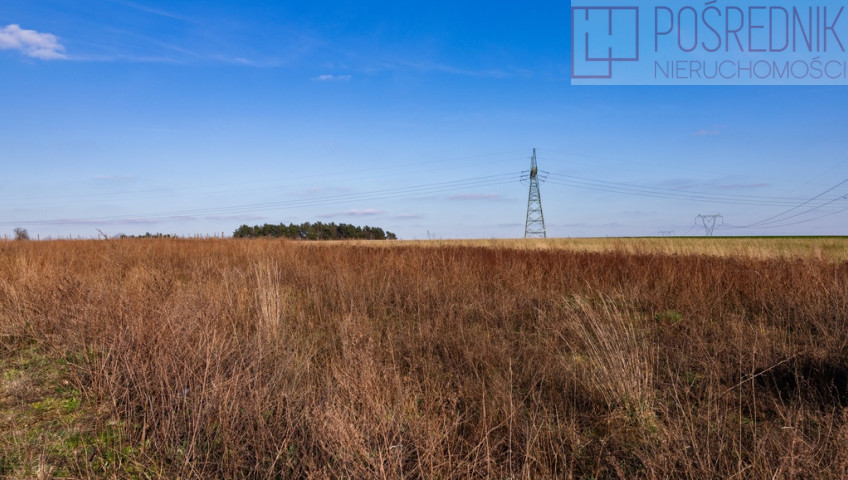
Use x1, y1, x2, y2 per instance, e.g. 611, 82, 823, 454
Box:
115, 233, 177, 239
233, 222, 397, 240
9, 224, 396, 241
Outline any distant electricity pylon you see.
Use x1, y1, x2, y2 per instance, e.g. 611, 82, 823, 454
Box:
696, 214, 723, 236
658, 231, 674, 237
523, 148, 547, 238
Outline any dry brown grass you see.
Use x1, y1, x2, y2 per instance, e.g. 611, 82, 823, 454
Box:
386, 237, 848, 262
1, 237, 847, 478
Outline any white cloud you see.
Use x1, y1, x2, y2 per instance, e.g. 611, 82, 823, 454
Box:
314, 74, 352, 81
0, 24, 66, 60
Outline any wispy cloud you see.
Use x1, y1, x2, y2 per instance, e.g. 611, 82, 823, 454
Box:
106, 0, 192, 22
400, 61, 516, 78
208, 54, 278, 67
296, 186, 355, 197
393, 213, 422, 220
227, 57, 257, 66
33, 213, 244, 226
94, 174, 137, 182
314, 74, 352, 81
339, 209, 384, 216
694, 129, 721, 136
70, 52, 270, 67
448, 193, 504, 201
319, 209, 384, 218
358, 58, 533, 79
656, 177, 769, 192
0, 24, 66, 60
622, 210, 657, 216
550, 222, 624, 228
124, 127, 184, 134
719, 183, 770, 190
50, 218, 161, 226
204, 215, 267, 221
655, 178, 713, 190
67, 53, 185, 64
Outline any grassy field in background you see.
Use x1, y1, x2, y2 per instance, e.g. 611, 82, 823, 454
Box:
354, 236, 848, 262
1, 237, 847, 478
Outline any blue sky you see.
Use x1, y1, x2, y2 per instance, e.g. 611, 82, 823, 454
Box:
1, 0, 847, 239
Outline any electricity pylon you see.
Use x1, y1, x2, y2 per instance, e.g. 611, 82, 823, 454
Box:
524, 148, 547, 238
696, 214, 723, 236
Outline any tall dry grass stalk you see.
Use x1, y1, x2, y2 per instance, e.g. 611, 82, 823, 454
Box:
0, 238, 847, 478
565, 296, 656, 417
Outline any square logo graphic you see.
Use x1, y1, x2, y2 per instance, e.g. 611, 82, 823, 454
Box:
571, 6, 639, 79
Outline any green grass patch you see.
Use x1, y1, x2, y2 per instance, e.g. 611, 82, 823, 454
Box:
0, 342, 161, 478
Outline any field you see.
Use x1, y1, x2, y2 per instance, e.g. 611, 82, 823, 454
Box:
1, 237, 847, 478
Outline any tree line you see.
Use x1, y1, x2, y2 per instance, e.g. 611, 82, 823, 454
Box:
233, 222, 397, 240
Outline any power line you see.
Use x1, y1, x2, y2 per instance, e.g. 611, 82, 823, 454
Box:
5, 147, 846, 235
541, 170, 846, 233
547, 172, 794, 201
725, 175, 848, 229
544, 174, 824, 208
0, 171, 522, 227
0, 150, 529, 206
721, 204, 848, 230
536, 148, 768, 179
